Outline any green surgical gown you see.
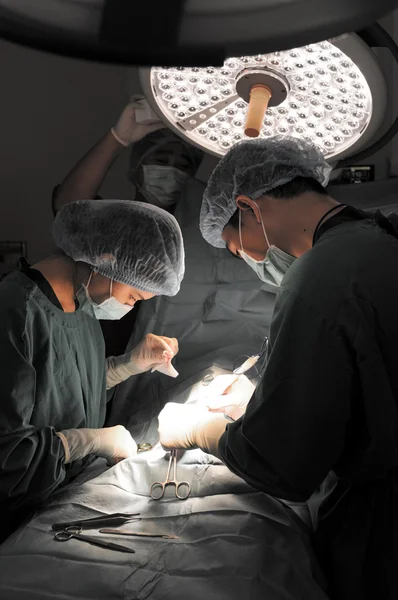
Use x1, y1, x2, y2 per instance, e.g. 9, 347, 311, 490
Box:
219, 215, 398, 599
0, 270, 106, 538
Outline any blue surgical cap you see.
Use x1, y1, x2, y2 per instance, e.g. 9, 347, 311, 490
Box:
128, 128, 203, 183
200, 135, 333, 248
53, 200, 185, 296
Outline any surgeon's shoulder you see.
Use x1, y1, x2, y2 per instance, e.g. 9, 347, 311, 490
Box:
0, 272, 33, 330
280, 228, 361, 306
280, 250, 318, 292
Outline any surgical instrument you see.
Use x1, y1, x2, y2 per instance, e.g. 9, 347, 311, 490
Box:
52, 512, 140, 531
233, 337, 269, 376
150, 450, 190, 500
202, 373, 215, 386
53, 527, 136, 554
233, 355, 260, 376
99, 529, 178, 539
137, 442, 153, 453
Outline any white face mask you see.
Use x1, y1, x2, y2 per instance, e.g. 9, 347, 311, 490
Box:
140, 165, 190, 207
238, 204, 296, 287
78, 272, 133, 320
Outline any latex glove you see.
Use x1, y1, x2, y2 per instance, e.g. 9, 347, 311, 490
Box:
158, 403, 228, 456
205, 374, 256, 421
106, 333, 179, 389
56, 425, 137, 464
110, 97, 164, 146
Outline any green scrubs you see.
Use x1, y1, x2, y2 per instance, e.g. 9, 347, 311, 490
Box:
0, 267, 106, 538
219, 209, 398, 599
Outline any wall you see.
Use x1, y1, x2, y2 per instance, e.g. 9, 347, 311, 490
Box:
363, 12, 398, 179
387, 9, 398, 176
0, 38, 138, 263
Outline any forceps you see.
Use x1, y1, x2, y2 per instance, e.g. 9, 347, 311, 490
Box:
99, 529, 178, 539
51, 512, 140, 531
54, 526, 136, 554
150, 450, 190, 500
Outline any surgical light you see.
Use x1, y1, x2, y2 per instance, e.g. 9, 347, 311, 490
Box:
139, 33, 388, 162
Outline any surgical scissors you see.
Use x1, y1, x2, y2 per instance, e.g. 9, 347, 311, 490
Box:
54, 526, 136, 554
150, 450, 190, 500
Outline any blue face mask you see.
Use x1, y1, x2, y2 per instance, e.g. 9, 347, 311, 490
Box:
239, 204, 296, 287
140, 165, 190, 207
78, 272, 133, 320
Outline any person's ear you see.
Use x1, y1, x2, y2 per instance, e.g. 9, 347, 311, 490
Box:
236, 195, 252, 211
236, 195, 262, 224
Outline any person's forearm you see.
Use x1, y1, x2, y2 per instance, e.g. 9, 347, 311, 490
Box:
53, 131, 124, 213
106, 352, 141, 390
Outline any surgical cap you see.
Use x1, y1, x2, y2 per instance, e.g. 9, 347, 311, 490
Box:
200, 135, 333, 248
53, 200, 185, 296
128, 128, 203, 183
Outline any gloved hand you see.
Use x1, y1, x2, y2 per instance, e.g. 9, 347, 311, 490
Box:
111, 97, 164, 146
106, 333, 179, 389
158, 403, 228, 456
204, 374, 256, 421
56, 425, 137, 464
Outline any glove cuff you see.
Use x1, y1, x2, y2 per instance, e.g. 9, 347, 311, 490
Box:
110, 127, 130, 147
55, 431, 70, 463
106, 352, 145, 389
56, 429, 100, 464
194, 413, 228, 458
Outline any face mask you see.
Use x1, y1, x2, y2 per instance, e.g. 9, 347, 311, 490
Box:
239, 205, 296, 287
78, 273, 133, 320
139, 165, 190, 207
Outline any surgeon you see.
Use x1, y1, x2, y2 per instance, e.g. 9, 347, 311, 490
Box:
52, 99, 203, 357
52, 98, 203, 216
158, 135, 398, 600
0, 199, 184, 541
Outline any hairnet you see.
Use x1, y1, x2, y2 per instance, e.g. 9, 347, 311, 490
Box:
53, 200, 185, 296
128, 128, 203, 183
200, 135, 333, 248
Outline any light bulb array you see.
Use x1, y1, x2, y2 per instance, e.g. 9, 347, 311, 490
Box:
151, 40, 372, 157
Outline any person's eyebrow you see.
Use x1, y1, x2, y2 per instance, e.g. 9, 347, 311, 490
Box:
225, 242, 242, 259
